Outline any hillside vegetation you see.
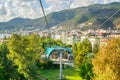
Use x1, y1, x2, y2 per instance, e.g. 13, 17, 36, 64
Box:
0, 2, 120, 31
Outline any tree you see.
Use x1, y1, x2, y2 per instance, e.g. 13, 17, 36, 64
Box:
72, 38, 93, 80
92, 38, 120, 80
7, 34, 41, 79
79, 62, 93, 80
0, 63, 4, 80
0, 43, 24, 80
72, 38, 92, 67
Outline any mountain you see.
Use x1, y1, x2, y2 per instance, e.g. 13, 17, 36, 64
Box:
0, 2, 120, 31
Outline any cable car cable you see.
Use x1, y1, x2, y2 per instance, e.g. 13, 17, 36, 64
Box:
38, 0, 49, 32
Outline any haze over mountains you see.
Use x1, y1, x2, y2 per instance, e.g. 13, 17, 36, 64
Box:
0, 2, 120, 31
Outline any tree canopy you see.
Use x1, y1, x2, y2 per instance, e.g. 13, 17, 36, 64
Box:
72, 38, 93, 80
7, 34, 41, 79
92, 38, 120, 80
72, 38, 92, 67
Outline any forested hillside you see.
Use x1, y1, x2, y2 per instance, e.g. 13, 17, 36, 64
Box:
0, 2, 120, 31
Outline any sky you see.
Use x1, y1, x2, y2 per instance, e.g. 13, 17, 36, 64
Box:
0, 0, 120, 22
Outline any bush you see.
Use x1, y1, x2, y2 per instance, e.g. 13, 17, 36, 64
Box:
36, 59, 54, 69
79, 62, 93, 80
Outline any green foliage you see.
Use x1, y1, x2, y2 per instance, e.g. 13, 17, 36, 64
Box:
0, 43, 25, 80
79, 62, 93, 80
0, 63, 4, 80
7, 34, 41, 79
72, 38, 92, 67
72, 38, 94, 80
0, 34, 68, 79
73, 15, 89, 25
92, 38, 120, 80
36, 59, 53, 69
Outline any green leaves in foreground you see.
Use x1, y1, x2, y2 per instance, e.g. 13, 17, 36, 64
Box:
79, 62, 93, 80
72, 38, 92, 67
7, 34, 41, 79
72, 38, 94, 80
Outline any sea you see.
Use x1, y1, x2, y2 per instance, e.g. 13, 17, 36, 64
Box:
0, 34, 11, 39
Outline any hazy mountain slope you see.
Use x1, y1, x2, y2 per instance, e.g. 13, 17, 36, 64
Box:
0, 2, 120, 31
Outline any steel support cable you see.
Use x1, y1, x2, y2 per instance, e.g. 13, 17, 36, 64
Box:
100, 8, 120, 27
68, 0, 71, 9
84, 0, 120, 28
38, 0, 49, 31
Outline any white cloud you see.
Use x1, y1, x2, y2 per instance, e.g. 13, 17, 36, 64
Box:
103, 0, 120, 4
0, 0, 120, 22
46, 0, 68, 11
0, 0, 41, 22
0, 6, 7, 15
70, 0, 97, 8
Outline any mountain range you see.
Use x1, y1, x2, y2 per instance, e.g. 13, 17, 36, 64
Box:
0, 2, 120, 31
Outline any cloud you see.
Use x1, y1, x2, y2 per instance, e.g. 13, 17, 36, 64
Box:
70, 0, 94, 8
102, 0, 120, 4
46, 0, 68, 11
46, 0, 97, 10
0, 6, 7, 15
0, 0, 41, 22
0, 0, 120, 22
